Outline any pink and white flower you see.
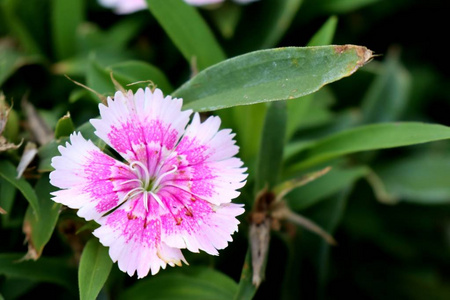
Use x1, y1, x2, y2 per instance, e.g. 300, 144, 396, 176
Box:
50, 88, 247, 278
98, 0, 257, 14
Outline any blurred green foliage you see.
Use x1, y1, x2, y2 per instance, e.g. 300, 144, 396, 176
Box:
1, 0, 450, 299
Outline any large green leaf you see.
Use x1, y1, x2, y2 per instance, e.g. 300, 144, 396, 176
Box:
146, 0, 226, 71
79, 238, 112, 300
289, 122, 450, 171
23, 176, 61, 259
174, 45, 372, 112
255, 101, 287, 192
51, 0, 84, 60
0, 254, 76, 289
286, 17, 338, 139
0, 160, 39, 215
119, 267, 237, 300
377, 154, 450, 204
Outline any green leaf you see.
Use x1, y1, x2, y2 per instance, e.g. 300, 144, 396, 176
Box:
79, 238, 112, 300
86, 56, 115, 97
174, 45, 372, 112
119, 267, 237, 300
234, 250, 257, 300
286, 165, 368, 211
23, 175, 61, 259
209, 2, 242, 39
232, 0, 303, 52
377, 154, 450, 204
289, 122, 450, 171
0, 160, 39, 215
146, 0, 226, 71
361, 50, 411, 123
307, 16, 338, 47
0, 254, 76, 289
37, 138, 67, 172
286, 17, 337, 139
255, 101, 287, 192
258, 0, 304, 49
0, 44, 25, 86
1, 0, 43, 56
320, 0, 380, 13
109, 60, 173, 93
54, 113, 75, 139
0, 177, 16, 225
51, 0, 84, 60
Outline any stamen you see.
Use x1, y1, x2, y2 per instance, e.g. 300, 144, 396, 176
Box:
150, 192, 165, 208
122, 186, 144, 202
143, 191, 149, 211
151, 165, 178, 192
129, 161, 151, 189
120, 178, 142, 186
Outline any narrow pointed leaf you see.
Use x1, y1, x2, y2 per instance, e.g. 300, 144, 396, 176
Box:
51, 0, 84, 60
0, 160, 39, 215
146, 0, 226, 71
23, 176, 61, 259
255, 101, 287, 192
79, 238, 112, 300
289, 122, 450, 171
377, 154, 450, 204
174, 45, 372, 112
307, 16, 338, 47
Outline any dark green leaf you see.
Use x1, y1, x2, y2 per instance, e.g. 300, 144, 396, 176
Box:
0, 160, 39, 215
290, 122, 450, 171
146, 0, 226, 71
0, 44, 26, 86
361, 50, 411, 123
119, 267, 237, 300
377, 154, 450, 204
232, 0, 303, 52
234, 250, 257, 300
54, 113, 75, 139
174, 45, 372, 112
37, 138, 67, 172
51, 0, 84, 60
286, 17, 337, 139
0, 177, 16, 225
79, 238, 112, 300
86, 56, 115, 97
255, 101, 287, 192
109, 60, 173, 93
0, 254, 76, 289
286, 165, 368, 211
23, 175, 61, 259
307, 16, 338, 47
1, 0, 43, 56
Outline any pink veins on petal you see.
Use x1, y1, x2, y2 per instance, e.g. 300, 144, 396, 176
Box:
49, 88, 247, 278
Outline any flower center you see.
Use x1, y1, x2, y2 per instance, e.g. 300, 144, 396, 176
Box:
121, 161, 178, 211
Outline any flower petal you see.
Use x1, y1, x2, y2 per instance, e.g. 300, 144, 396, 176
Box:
158, 187, 244, 255
173, 113, 248, 205
93, 195, 187, 278
50, 132, 136, 221
91, 88, 192, 168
